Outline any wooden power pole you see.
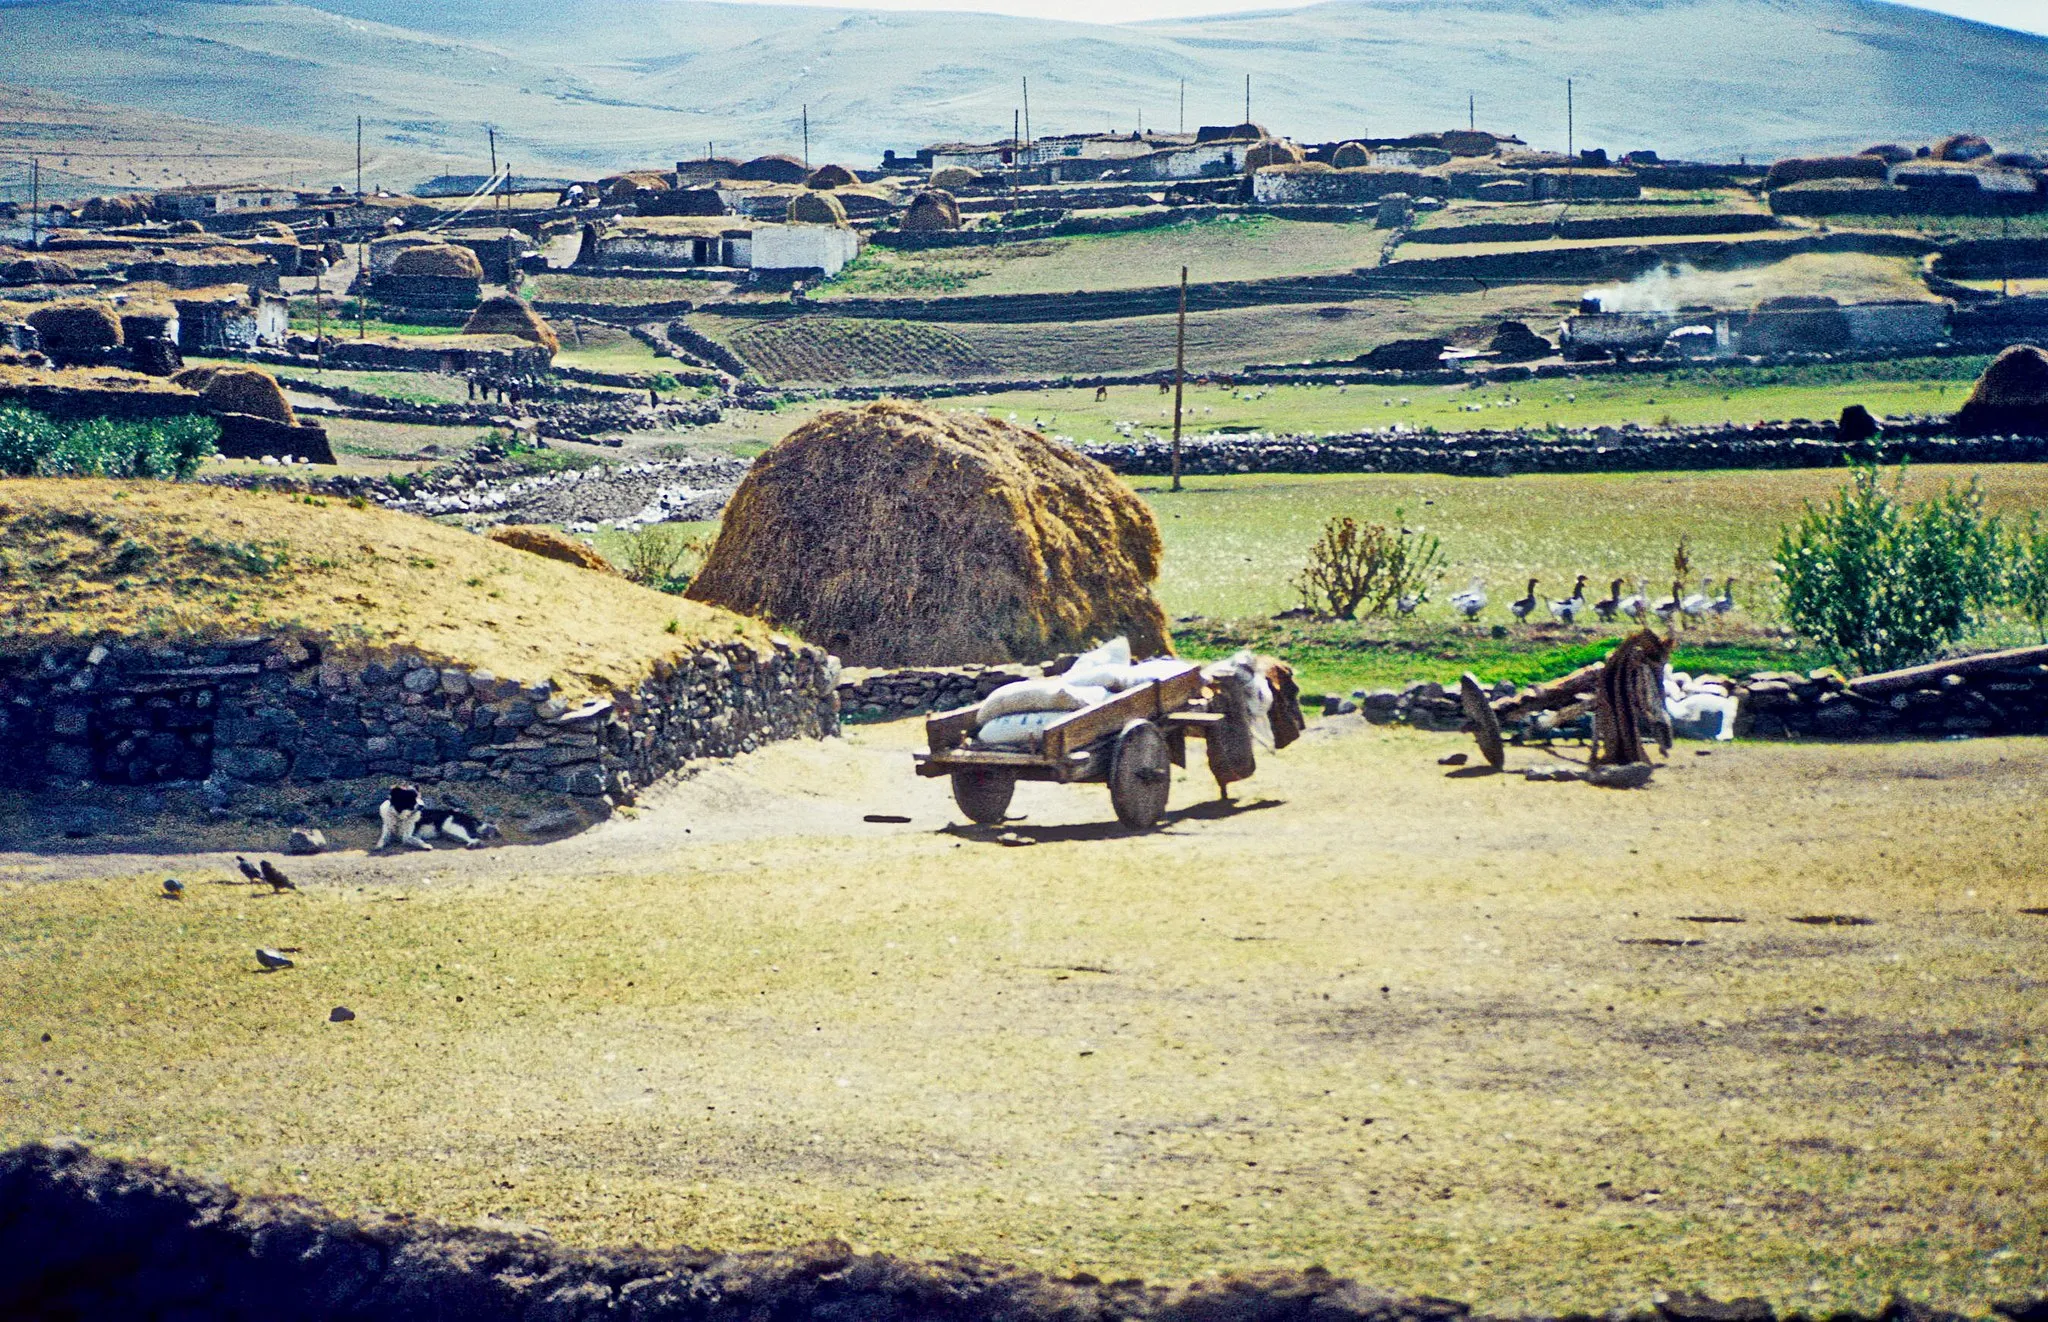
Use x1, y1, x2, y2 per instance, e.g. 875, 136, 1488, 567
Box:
1171, 265, 1188, 493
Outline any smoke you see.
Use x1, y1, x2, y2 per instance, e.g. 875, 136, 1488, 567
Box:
1583, 263, 1722, 314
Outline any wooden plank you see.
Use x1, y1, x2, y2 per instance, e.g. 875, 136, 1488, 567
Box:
926, 704, 981, 752
1849, 643, 2048, 697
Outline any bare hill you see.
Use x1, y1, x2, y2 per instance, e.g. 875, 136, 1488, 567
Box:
0, 0, 2042, 183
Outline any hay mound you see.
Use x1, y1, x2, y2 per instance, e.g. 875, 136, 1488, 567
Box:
1763, 155, 1888, 190
1331, 141, 1371, 168
930, 166, 981, 191
388, 244, 485, 280
462, 295, 560, 354
804, 163, 858, 190
1, 256, 78, 286
176, 366, 295, 425
901, 189, 962, 232
687, 402, 1170, 667
1244, 140, 1306, 172
787, 191, 849, 226
487, 525, 617, 574
1954, 344, 2048, 436
27, 303, 121, 351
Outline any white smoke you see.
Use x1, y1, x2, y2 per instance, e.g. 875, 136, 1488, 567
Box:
1583, 263, 1724, 314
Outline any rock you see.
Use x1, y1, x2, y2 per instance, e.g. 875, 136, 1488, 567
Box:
285, 828, 327, 855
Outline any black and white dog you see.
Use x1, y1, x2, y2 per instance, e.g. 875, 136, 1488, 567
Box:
377, 784, 498, 851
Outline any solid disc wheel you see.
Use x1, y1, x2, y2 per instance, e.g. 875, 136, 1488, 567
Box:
951, 770, 1015, 825
1108, 719, 1172, 830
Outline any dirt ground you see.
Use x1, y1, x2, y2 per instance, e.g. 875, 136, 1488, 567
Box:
1, 717, 2043, 1316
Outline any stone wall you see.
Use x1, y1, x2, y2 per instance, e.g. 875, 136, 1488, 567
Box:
0, 634, 838, 812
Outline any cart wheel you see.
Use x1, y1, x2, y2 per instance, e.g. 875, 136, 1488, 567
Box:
1109, 719, 1172, 830
952, 770, 1015, 825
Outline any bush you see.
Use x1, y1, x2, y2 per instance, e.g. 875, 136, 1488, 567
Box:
618, 524, 704, 594
0, 407, 217, 480
1774, 460, 2003, 674
1293, 512, 1445, 620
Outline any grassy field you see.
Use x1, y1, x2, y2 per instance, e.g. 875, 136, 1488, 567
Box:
2, 721, 2042, 1314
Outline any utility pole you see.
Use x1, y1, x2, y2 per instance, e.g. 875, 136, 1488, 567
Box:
1171, 265, 1187, 493
356, 115, 363, 196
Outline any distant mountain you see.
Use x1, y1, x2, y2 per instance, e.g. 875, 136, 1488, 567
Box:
0, 0, 2042, 184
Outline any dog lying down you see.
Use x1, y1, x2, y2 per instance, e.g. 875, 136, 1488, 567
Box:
377, 784, 499, 851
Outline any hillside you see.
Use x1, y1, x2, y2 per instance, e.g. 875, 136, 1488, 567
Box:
0, 0, 2042, 186
0, 480, 761, 695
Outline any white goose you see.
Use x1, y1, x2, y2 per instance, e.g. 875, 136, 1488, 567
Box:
1449, 577, 1487, 620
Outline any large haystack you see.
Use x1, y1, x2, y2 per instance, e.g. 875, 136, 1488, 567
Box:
901, 189, 962, 232
804, 163, 858, 190
687, 402, 1171, 667
1244, 140, 1306, 172
1331, 141, 1371, 168
1, 256, 78, 286
27, 303, 121, 351
787, 191, 849, 226
930, 166, 981, 191
173, 365, 295, 425
487, 525, 617, 574
1954, 344, 2048, 436
388, 244, 485, 279
462, 295, 560, 354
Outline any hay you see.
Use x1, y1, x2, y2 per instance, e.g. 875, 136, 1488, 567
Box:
687, 401, 1171, 667
1243, 140, 1306, 172
1, 257, 78, 286
1763, 155, 1889, 190
786, 191, 849, 226
388, 244, 485, 279
190, 367, 295, 425
734, 155, 808, 184
1954, 344, 2048, 436
900, 189, 962, 232
461, 295, 560, 354
487, 525, 617, 575
1330, 141, 1371, 169
930, 166, 981, 191
804, 163, 858, 190
26, 303, 121, 351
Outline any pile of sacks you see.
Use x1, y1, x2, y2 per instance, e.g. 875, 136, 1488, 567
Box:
970, 638, 1188, 749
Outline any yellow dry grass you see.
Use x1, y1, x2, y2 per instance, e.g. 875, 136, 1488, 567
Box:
0, 479, 763, 694
0, 721, 2041, 1315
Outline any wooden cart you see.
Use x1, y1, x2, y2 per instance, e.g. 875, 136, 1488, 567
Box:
914, 663, 1221, 830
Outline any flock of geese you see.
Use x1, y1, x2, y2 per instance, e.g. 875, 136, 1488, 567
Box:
1439, 575, 1738, 626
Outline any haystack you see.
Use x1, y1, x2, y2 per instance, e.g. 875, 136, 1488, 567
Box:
901, 189, 962, 232
1, 256, 78, 286
1331, 141, 1371, 169
787, 191, 849, 226
1763, 155, 1888, 191
389, 244, 485, 280
462, 295, 560, 354
1953, 344, 2048, 436
26, 303, 121, 351
174, 365, 296, 425
687, 402, 1171, 667
487, 525, 617, 574
1244, 140, 1306, 172
804, 163, 858, 190
930, 166, 981, 191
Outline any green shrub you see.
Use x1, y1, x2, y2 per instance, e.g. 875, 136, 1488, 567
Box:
1774, 460, 2004, 675
0, 406, 218, 480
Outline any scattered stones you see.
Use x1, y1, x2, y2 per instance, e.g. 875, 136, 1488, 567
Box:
285, 827, 327, 855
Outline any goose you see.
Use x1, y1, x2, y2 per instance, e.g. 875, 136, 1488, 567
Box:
1619, 580, 1650, 622
1680, 579, 1714, 626
1549, 574, 1590, 624
1708, 577, 1737, 618
1510, 578, 1540, 623
1449, 577, 1487, 619
1653, 580, 1683, 624
1593, 578, 1624, 623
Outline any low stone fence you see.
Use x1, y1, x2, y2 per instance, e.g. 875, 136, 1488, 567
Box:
0, 634, 838, 813
836, 665, 1040, 719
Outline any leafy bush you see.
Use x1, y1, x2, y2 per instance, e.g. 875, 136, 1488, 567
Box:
618, 524, 704, 595
1293, 512, 1445, 620
0, 406, 218, 480
1774, 460, 2004, 674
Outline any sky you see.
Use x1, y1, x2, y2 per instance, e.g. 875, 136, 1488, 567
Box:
704, 0, 2048, 33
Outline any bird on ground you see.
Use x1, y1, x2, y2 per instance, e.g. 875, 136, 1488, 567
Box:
1709, 577, 1738, 618
1680, 579, 1714, 626
258, 860, 295, 893
1449, 577, 1487, 620
1510, 578, 1540, 623
235, 856, 262, 883
161, 877, 184, 900
1620, 580, 1650, 622
1549, 574, 1590, 624
1594, 578, 1624, 623
255, 947, 294, 971
1654, 580, 1684, 625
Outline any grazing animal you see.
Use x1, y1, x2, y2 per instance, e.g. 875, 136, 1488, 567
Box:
1449, 577, 1487, 620
1653, 580, 1683, 625
1709, 577, 1737, 618
379, 783, 497, 850
259, 860, 295, 893
1594, 578, 1624, 623
161, 877, 184, 900
1549, 574, 1590, 624
235, 856, 262, 883
1510, 578, 1540, 623
1620, 580, 1650, 622
1680, 579, 1713, 626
